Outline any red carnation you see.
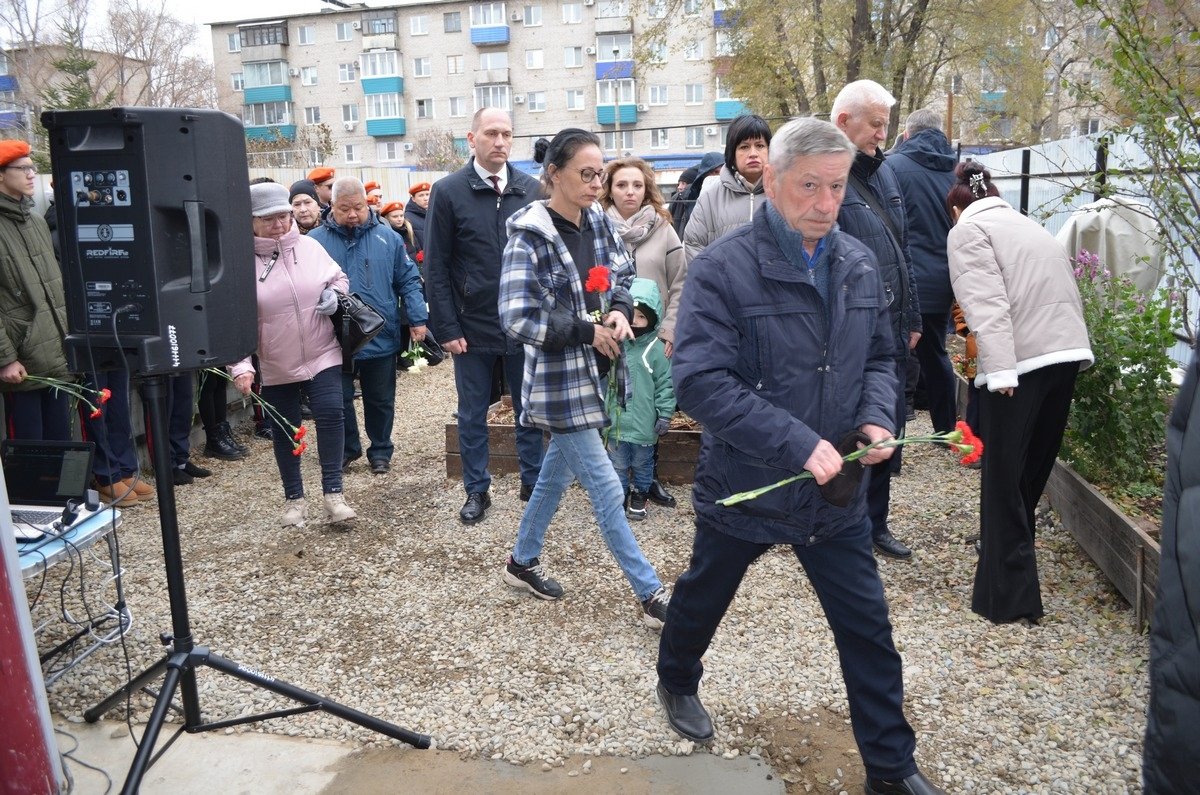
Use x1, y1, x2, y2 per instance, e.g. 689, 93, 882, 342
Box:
585, 266, 610, 293
99, 388, 112, 404
293, 425, 307, 441
951, 420, 984, 465
416, 250, 424, 264
89, 408, 103, 419
292, 441, 307, 456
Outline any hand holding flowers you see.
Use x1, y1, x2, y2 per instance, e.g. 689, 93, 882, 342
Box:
20, 375, 111, 418
206, 369, 307, 456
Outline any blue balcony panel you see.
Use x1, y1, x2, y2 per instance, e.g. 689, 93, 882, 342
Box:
714, 10, 737, 27
362, 76, 404, 95
244, 124, 296, 141
980, 90, 1007, 112
470, 25, 510, 45
595, 104, 637, 126
594, 60, 634, 81
243, 85, 292, 104
714, 99, 749, 121
0, 75, 18, 91
0, 111, 24, 129
366, 117, 407, 137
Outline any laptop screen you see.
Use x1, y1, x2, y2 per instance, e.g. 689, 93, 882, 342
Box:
2, 440, 95, 506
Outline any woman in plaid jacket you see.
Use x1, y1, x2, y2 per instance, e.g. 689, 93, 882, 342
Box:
497, 128, 670, 630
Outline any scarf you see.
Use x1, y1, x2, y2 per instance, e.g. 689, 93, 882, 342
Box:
605, 203, 660, 249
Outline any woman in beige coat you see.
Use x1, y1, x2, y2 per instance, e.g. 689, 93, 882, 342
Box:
947, 161, 1093, 625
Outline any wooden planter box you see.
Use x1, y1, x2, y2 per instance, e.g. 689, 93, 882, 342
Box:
445, 399, 703, 484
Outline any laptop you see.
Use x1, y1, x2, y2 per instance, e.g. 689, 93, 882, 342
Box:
2, 440, 99, 542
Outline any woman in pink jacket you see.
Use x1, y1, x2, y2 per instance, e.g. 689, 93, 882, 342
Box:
947, 161, 1093, 625
231, 182, 357, 528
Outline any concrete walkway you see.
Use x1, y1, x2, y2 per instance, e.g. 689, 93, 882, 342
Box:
56, 718, 784, 794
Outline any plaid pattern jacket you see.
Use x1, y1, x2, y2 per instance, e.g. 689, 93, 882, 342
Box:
499, 201, 635, 433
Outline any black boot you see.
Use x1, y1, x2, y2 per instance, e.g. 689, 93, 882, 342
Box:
220, 421, 249, 454
204, 425, 247, 461
647, 479, 676, 508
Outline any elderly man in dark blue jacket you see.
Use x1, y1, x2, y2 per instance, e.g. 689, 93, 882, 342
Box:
655, 117, 944, 795
833, 79, 922, 561
310, 178, 428, 474
889, 108, 959, 435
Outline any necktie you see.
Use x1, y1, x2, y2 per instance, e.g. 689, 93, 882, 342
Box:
489, 175, 502, 195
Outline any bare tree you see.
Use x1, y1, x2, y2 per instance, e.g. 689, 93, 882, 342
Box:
105, 0, 215, 108
416, 128, 465, 171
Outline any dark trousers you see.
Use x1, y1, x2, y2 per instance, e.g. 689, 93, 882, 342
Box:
972, 362, 1078, 623
4, 388, 71, 441
341, 354, 396, 464
80, 370, 139, 486
197, 370, 228, 433
263, 365, 344, 499
866, 357, 906, 540
914, 312, 958, 433
452, 350, 544, 494
657, 518, 917, 781
142, 374, 194, 470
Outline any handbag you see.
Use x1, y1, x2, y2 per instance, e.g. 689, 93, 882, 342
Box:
330, 292, 385, 371
418, 329, 445, 366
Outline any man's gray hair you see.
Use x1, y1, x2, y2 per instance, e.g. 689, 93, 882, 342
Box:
331, 176, 366, 203
831, 79, 897, 119
768, 117, 856, 173
904, 107, 943, 135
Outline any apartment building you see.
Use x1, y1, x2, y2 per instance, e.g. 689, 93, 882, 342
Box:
209, 0, 744, 171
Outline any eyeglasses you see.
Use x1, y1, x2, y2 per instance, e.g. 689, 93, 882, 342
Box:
571, 168, 603, 184
3, 165, 37, 176
259, 212, 292, 225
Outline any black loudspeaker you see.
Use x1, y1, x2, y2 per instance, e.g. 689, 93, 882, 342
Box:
40, 107, 257, 376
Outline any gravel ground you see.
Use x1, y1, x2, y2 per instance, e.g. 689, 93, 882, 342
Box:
31, 362, 1149, 793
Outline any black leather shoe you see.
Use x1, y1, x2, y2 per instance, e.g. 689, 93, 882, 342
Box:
864, 770, 946, 795
873, 530, 913, 560
519, 482, 534, 502
459, 491, 491, 524
181, 461, 212, 479
656, 682, 714, 742
204, 433, 246, 461
172, 466, 194, 486
370, 459, 390, 474
647, 479, 676, 507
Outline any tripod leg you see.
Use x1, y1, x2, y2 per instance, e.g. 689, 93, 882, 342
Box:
119, 652, 187, 795
84, 655, 169, 723
203, 651, 432, 749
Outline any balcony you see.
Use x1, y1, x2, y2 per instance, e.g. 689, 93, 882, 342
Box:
714, 99, 748, 120
0, 75, 17, 92
594, 59, 633, 81
362, 33, 397, 50
596, 104, 637, 125
240, 43, 286, 62
366, 118, 407, 137
474, 68, 510, 85
243, 85, 292, 104
980, 90, 1008, 112
361, 76, 405, 95
245, 124, 296, 141
714, 10, 737, 27
470, 25, 510, 45
595, 16, 632, 34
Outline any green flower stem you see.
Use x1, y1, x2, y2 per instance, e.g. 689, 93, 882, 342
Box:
21, 375, 101, 415
204, 368, 298, 438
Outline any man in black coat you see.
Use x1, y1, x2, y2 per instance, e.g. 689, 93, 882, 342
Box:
405, 181, 430, 252
424, 108, 545, 524
1144, 348, 1200, 792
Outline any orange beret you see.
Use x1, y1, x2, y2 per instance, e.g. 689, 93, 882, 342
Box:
380, 201, 404, 217
408, 182, 431, 196
364, 181, 381, 193
0, 140, 32, 167
307, 167, 335, 184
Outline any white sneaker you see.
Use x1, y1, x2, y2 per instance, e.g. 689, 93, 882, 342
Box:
323, 492, 357, 523
281, 498, 306, 527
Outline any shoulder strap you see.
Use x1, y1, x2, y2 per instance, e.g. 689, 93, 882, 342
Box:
847, 171, 903, 253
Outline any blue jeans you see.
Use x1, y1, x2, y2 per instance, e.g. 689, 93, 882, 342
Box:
341, 354, 396, 463
608, 440, 655, 493
81, 370, 139, 486
453, 350, 544, 494
263, 365, 344, 499
513, 428, 661, 601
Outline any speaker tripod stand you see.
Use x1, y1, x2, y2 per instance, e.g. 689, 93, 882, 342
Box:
84, 374, 429, 794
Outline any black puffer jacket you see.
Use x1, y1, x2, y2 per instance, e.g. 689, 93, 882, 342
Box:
1144, 349, 1200, 793
888, 129, 957, 314
404, 198, 426, 251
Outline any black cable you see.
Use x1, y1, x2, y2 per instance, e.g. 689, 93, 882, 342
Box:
55, 726, 114, 795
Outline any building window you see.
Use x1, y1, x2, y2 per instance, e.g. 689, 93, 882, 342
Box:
363, 10, 397, 34
601, 130, 632, 151
297, 25, 315, 45
524, 5, 542, 25
301, 66, 318, 86
448, 96, 468, 116
470, 3, 506, 27
1083, 118, 1101, 135
444, 11, 462, 32
647, 0, 666, 18
231, 72, 244, 91
240, 24, 287, 47
651, 128, 668, 148
361, 51, 398, 77
416, 98, 434, 118
413, 57, 432, 77
566, 88, 585, 110
526, 49, 544, 69
648, 84, 667, 105
243, 61, 287, 88
335, 22, 353, 41
684, 39, 704, 60
1043, 25, 1061, 49
480, 51, 508, 70
379, 142, 403, 161
474, 84, 511, 110
597, 0, 629, 17
683, 0, 702, 14
686, 126, 705, 147
304, 106, 321, 124
307, 148, 322, 167
646, 42, 667, 62
685, 83, 703, 104
411, 15, 428, 35
227, 32, 241, 52
564, 47, 583, 68
243, 101, 291, 126
366, 93, 402, 119
596, 78, 634, 104
716, 77, 734, 100
562, 3, 582, 23
598, 34, 633, 60
713, 0, 728, 8
345, 144, 359, 163
342, 104, 359, 123
447, 55, 465, 74
527, 91, 546, 111
715, 30, 735, 56
338, 62, 357, 83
